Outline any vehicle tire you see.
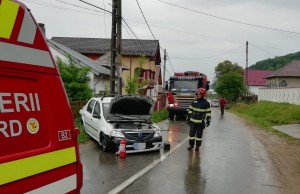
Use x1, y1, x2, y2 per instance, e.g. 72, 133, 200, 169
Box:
100, 134, 110, 152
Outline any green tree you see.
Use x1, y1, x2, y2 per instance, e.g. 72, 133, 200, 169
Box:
57, 56, 93, 101
214, 60, 244, 81
215, 72, 245, 101
249, 51, 300, 70
125, 56, 149, 94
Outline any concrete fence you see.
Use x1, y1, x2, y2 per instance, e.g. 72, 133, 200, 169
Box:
258, 88, 300, 105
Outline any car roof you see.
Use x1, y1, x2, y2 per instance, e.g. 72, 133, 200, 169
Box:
93, 96, 114, 103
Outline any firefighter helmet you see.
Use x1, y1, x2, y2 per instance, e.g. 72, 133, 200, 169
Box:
197, 87, 206, 95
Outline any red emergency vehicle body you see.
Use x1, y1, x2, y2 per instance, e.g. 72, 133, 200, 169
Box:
0, 0, 82, 193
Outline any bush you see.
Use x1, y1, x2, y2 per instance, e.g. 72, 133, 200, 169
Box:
151, 109, 169, 123
75, 116, 90, 143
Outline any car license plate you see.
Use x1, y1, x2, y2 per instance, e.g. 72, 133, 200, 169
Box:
133, 142, 146, 150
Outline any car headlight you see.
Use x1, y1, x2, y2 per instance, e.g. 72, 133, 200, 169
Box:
154, 130, 162, 137
110, 130, 124, 138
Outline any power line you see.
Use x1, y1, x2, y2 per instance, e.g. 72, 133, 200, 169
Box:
249, 43, 277, 56
121, 18, 148, 52
77, 0, 148, 52
21, 0, 104, 16
157, 0, 300, 35
78, 0, 112, 14
166, 53, 175, 74
135, 0, 157, 40
170, 44, 244, 60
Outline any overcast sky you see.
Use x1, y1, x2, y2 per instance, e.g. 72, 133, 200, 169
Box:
19, 0, 300, 82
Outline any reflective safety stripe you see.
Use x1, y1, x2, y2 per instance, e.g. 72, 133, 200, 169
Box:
0, 42, 55, 68
189, 137, 195, 140
192, 107, 211, 112
0, 0, 19, 39
0, 147, 76, 185
25, 174, 77, 194
190, 118, 203, 123
195, 137, 202, 141
18, 8, 37, 44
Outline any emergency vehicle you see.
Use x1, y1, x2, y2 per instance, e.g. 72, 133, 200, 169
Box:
165, 71, 209, 120
0, 0, 82, 193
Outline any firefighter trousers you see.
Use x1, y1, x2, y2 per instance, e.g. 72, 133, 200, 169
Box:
189, 123, 205, 147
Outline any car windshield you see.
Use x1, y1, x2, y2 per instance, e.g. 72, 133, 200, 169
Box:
170, 80, 198, 92
102, 103, 110, 116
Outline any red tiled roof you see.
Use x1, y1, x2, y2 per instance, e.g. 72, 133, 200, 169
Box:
244, 69, 272, 86
265, 60, 300, 78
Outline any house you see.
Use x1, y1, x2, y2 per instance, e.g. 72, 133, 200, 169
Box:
51, 37, 162, 97
47, 39, 111, 95
258, 60, 300, 105
244, 69, 272, 95
265, 60, 300, 87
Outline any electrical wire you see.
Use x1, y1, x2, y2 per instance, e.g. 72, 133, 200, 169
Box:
157, 0, 300, 35
135, 0, 157, 40
21, 0, 104, 16
170, 44, 244, 60
249, 43, 277, 56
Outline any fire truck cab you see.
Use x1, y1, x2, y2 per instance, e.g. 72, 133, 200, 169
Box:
165, 71, 209, 120
0, 0, 82, 193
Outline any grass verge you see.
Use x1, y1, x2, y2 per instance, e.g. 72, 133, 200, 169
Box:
229, 101, 300, 141
75, 116, 90, 144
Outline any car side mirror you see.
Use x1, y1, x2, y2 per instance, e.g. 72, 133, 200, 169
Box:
93, 113, 101, 119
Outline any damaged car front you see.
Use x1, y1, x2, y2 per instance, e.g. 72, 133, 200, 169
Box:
106, 95, 163, 153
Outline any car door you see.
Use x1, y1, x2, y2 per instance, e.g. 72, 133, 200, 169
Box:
82, 99, 96, 138
89, 101, 102, 140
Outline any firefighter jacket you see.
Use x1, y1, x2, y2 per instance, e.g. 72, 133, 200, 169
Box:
187, 98, 211, 124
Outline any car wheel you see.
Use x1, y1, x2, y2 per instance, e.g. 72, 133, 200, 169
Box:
100, 134, 111, 152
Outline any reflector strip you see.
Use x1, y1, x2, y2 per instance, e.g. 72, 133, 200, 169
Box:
0, 147, 76, 185
0, 42, 55, 68
0, 0, 19, 39
18, 9, 37, 44
25, 174, 77, 194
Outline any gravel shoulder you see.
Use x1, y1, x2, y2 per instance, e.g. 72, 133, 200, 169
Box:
247, 123, 300, 194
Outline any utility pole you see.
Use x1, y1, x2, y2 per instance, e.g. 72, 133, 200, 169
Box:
246, 41, 248, 95
163, 49, 167, 107
163, 49, 166, 88
110, 0, 122, 96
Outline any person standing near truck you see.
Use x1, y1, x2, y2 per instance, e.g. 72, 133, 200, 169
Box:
186, 88, 211, 151
219, 97, 227, 115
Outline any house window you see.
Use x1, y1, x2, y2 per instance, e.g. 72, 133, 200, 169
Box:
279, 80, 288, 87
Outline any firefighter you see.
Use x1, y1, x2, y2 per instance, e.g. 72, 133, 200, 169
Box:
186, 88, 211, 151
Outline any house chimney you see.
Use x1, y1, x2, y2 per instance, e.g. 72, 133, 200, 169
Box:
38, 23, 46, 36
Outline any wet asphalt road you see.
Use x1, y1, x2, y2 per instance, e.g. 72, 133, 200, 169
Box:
79, 108, 282, 194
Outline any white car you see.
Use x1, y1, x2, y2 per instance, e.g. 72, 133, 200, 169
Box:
210, 99, 220, 107
79, 95, 163, 153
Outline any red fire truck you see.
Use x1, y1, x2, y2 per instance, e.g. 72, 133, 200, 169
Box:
0, 0, 82, 193
166, 71, 209, 120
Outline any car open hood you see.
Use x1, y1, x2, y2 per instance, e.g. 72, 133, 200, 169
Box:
106, 95, 154, 122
